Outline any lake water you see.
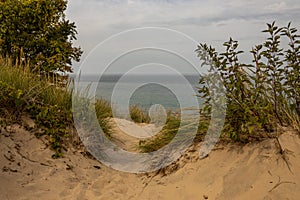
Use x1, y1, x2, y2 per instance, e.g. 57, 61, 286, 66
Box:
79, 74, 202, 112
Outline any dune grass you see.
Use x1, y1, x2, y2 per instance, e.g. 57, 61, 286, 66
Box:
0, 57, 72, 118
129, 105, 151, 123
0, 58, 72, 157
138, 114, 180, 152
137, 112, 211, 153
0, 57, 113, 158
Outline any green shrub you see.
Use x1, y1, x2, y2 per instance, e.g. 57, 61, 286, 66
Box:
0, 81, 26, 116
196, 21, 300, 141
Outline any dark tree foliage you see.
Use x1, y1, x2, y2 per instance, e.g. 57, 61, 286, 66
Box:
0, 0, 82, 73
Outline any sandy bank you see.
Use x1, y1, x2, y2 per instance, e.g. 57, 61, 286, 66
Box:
1, 122, 300, 200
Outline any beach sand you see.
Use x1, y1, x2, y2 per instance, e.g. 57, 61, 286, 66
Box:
1, 120, 300, 200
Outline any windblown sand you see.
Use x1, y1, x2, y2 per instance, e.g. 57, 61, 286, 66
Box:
1, 120, 300, 200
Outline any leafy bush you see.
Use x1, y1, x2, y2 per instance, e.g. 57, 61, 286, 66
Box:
196, 22, 300, 141
0, 81, 25, 115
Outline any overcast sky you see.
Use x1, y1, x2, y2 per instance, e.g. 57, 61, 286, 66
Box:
66, 0, 300, 74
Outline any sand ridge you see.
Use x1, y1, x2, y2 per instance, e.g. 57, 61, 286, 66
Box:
1, 121, 300, 200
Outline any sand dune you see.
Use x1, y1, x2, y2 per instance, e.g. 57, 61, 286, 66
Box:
1, 122, 300, 200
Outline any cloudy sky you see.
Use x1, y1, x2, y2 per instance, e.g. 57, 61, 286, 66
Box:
66, 0, 300, 74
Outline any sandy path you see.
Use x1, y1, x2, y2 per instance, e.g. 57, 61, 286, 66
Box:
109, 118, 163, 152
1, 122, 300, 200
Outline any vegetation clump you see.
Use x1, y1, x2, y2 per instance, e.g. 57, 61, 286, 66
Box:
196, 22, 300, 141
139, 113, 180, 152
129, 105, 151, 124
0, 57, 114, 158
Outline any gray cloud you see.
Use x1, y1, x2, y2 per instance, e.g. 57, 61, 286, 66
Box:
66, 0, 300, 72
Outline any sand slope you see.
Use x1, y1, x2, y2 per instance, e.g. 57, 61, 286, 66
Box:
1, 123, 300, 200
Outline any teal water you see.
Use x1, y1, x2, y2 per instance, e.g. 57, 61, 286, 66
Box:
94, 74, 201, 112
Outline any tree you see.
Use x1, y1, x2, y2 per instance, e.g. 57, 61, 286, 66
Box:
0, 0, 82, 73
